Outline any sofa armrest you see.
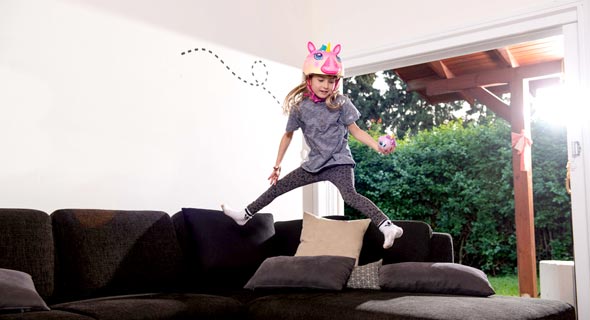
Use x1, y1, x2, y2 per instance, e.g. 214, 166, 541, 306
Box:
427, 232, 454, 263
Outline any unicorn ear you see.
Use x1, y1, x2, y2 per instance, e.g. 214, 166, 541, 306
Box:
307, 41, 316, 53
333, 44, 341, 55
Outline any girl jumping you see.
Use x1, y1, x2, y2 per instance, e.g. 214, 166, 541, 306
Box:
222, 42, 403, 249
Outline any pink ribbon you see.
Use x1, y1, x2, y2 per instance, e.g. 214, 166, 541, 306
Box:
511, 129, 533, 172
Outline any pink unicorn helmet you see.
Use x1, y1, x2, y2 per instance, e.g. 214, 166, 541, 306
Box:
302, 42, 344, 78
378, 134, 397, 153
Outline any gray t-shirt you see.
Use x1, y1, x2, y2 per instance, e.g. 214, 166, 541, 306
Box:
286, 96, 360, 173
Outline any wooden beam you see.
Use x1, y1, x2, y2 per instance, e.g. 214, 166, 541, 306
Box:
510, 77, 538, 298
486, 84, 510, 97
406, 76, 441, 91
417, 60, 562, 96
460, 91, 476, 105
428, 61, 455, 78
489, 48, 519, 68
426, 70, 509, 96
465, 87, 510, 121
427, 61, 475, 104
516, 59, 563, 79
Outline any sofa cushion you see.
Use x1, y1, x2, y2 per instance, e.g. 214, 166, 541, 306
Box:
428, 232, 455, 262
0, 268, 49, 313
0, 209, 54, 299
272, 215, 434, 266
346, 259, 381, 290
360, 220, 433, 265
246, 291, 576, 320
379, 262, 495, 297
295, 212, 370, 264
51, 293, 244, 320
270, 219, 304, 256
0, 310, 96, 320
270, 216, 358, 258
51, 209, 185, 301
178, 208, 275, 289
245, 255, 355, 291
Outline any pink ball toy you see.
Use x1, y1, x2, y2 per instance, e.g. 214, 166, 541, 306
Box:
378, 134, 397, 153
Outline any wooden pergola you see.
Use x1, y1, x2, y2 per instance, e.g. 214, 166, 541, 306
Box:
392, 35, 564, 297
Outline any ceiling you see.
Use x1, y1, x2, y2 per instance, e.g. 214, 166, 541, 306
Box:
392, 35, 565, 106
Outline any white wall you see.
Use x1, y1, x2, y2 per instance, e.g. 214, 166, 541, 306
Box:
0, 0, 305, 220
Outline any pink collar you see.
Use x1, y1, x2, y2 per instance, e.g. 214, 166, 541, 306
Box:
305, 78, 340, 103
305, 80, 325, 103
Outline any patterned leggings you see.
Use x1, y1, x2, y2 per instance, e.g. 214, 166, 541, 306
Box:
247, 165, 388, 227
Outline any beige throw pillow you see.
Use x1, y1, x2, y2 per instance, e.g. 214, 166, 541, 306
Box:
295, 212, 370, 264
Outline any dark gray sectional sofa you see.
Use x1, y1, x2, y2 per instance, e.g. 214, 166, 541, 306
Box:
0, 208, 576, 320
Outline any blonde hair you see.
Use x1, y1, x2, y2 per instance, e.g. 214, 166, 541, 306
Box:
282, 74, 343, 115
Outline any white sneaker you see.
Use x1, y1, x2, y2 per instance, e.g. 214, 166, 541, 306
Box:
379, 220, 404, 249
220, 204, 252, 226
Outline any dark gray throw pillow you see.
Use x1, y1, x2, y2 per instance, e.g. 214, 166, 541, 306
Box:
245, 255, 356, 291
0, 268, 50, 313
379, 262, 495, 297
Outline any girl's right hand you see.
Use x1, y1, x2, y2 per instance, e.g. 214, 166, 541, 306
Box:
268, 166, 281, 185
378, 144, 395, 155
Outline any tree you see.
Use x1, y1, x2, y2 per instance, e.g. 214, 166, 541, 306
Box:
344, 71, 478, 138
380, 70, 464, 138
343, 73, 383, 130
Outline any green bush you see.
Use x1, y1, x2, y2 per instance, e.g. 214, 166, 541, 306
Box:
347, 120, 572, 275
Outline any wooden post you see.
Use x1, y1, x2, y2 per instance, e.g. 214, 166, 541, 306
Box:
510, 76, 538, 297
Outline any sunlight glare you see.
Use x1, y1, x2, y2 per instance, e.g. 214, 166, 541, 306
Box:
531, 85, 583, 127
